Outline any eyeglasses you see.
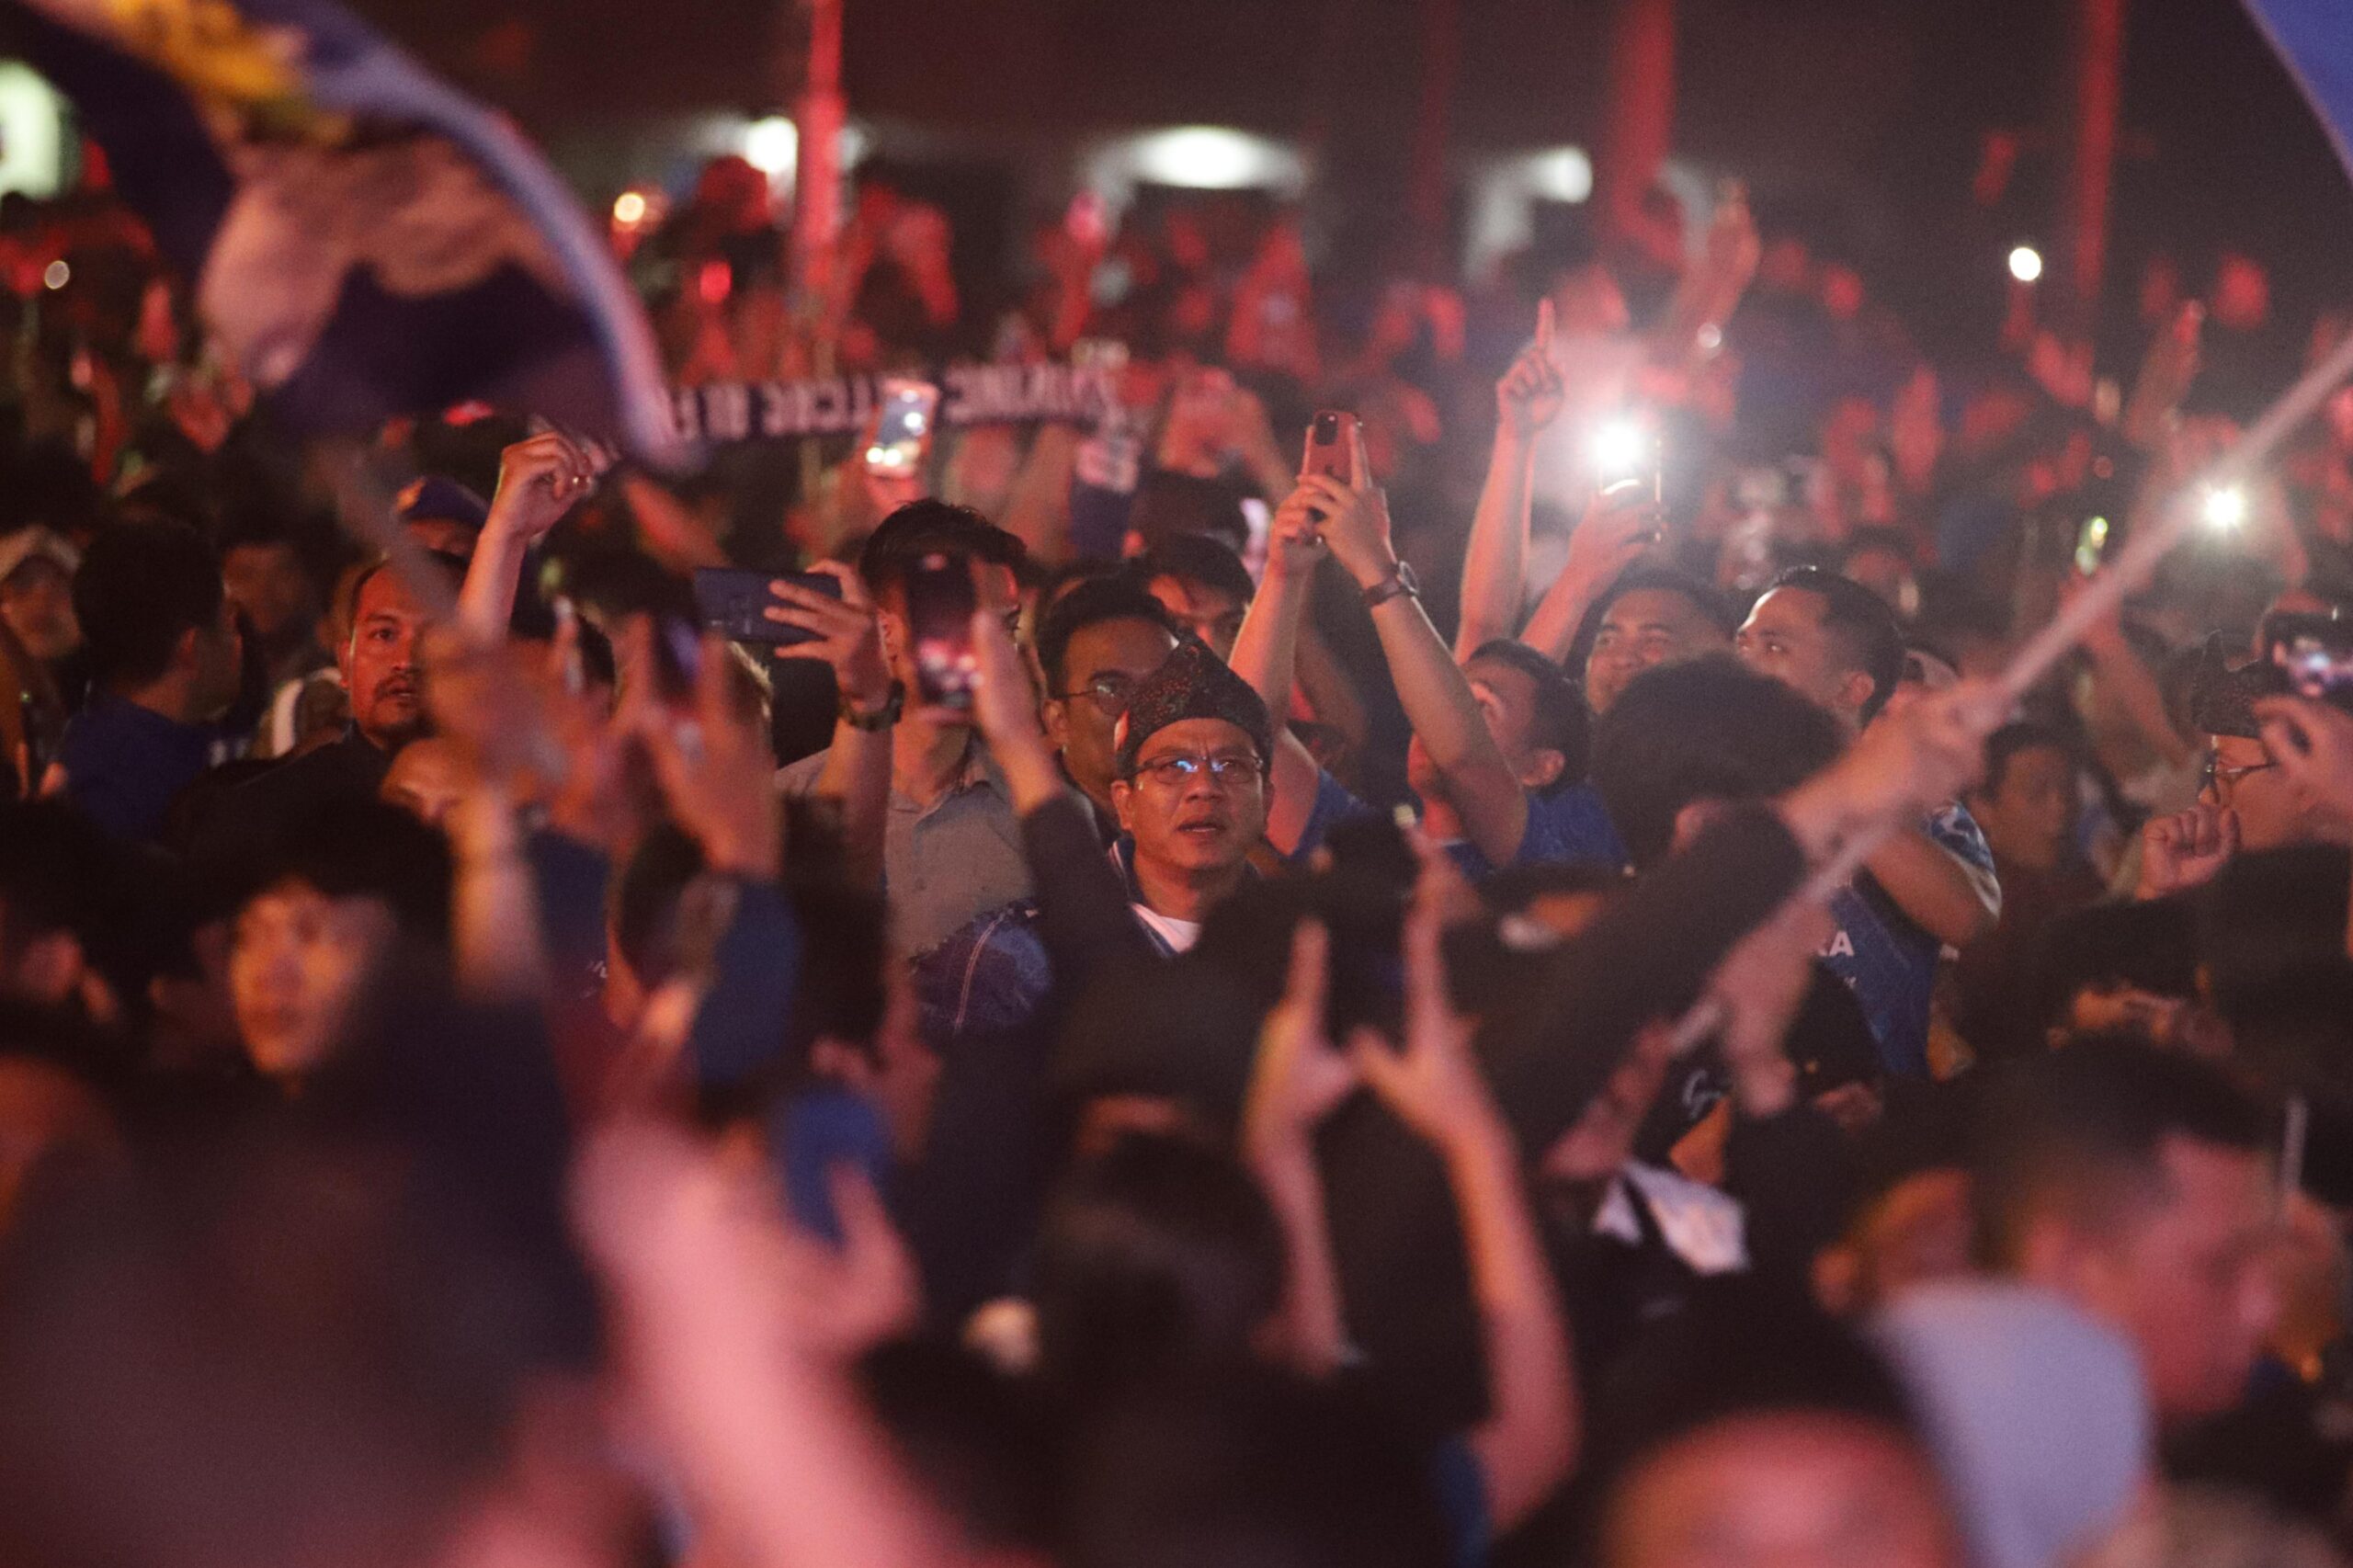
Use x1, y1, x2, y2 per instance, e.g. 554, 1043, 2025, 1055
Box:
1130, 752, 1263, 788
1057, 674, 1138, 714
2201, 752, 2280, 796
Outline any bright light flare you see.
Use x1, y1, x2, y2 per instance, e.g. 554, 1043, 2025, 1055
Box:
40, 258, 66, 290
612, 190, 648, 225
743, 117, 798, 177
1591, 417, 1646, 479
2201, 484, 2247, 531
1128, 127, 1290, 190
2007, 244, 2043, 284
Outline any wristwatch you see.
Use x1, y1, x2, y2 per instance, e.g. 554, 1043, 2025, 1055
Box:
839, 680, 904, 732
1361, 560, 1420, 609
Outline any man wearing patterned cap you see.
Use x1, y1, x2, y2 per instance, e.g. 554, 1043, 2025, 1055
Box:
1105, 637, 1275, 952
915, 634, 1275, 1066
904, 629, 1278, 1316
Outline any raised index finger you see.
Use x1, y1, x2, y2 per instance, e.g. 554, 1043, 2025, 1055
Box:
1345, 418, 1373, 492
1535, 296, 1555, 356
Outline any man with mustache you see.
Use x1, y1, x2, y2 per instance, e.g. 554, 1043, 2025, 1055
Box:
921, 633, 1274, 1051
198, 553, 459, 858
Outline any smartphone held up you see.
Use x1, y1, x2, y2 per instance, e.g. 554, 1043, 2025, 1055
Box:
1302, 409, 1359, 483
692, 567, 841, 648
865, 379, 938, 479
904, 552, 979, 710
2265, 612, 2353, 714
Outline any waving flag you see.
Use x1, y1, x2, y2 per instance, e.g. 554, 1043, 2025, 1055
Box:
5, 0, 679, 461
2245, 0, 2353, 181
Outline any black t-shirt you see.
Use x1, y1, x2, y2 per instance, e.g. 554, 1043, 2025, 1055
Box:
187, 727, 394, 869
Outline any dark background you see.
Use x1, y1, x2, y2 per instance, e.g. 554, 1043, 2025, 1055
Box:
351, 0, 2352, 323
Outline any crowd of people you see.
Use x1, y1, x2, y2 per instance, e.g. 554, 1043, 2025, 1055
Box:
5, 125, 2353, 1568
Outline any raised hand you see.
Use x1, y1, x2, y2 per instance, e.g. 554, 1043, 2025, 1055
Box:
1266, 484, 1332, 583
2136, 799, 2240, 901
1781, 677, 2005, 865
1349, 868, 1505, 1158
1562, 479, 1662, 589
1703, 900, 1836, 1119
961, 602, 1064, 813
962, 602, 1047, 761
2124, 301, 2203, 452
1244, 920, 1360, 1162
1294, 421, 1397, 589
486, 429, 614, 545
765, 562, 892, 709
625, 619, 782, 879
1496, 299, 1565, 440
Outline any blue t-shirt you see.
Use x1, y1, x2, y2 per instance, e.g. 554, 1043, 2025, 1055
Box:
54, 691, 216, 843
1518, 781, 1627, 870
1820, 801, 1995, 1079
1290, 772, 1627, 881
1289, 768, 1376, 865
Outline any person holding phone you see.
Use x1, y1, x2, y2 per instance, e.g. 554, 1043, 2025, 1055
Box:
772, 501, 1034, 958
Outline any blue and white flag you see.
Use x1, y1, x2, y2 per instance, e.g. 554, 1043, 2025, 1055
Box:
7, 0, 678, 461
2245, 0, 2353, 182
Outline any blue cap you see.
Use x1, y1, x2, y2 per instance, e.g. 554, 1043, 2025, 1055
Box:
394, 475, 491, 532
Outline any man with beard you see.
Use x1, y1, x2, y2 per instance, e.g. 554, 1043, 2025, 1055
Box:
199, 553, 457, 858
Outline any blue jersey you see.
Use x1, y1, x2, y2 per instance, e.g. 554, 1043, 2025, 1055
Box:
1820, 801, 1995, 1078
1291, 771, 1626, 881
1518, 781, 1628, 870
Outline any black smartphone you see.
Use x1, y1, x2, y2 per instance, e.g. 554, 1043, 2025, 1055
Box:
903, 552, 977, 710
2265, 612, 2353, 713
693, 566, 841, 647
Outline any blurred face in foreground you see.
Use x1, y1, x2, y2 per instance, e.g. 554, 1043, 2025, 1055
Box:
1607, 1412, 1961, 1568
2040, 1135, 2279, 1426
230, 881, 396, 1082
1586, 588, 1729, 715
1111, 717, 1267, 882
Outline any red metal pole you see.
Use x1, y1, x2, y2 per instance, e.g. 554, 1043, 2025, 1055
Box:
1595, 0, 1676, 245
1406, 0, 1461, 240
2060, 0, 2126, 333
790, 0, 844, 326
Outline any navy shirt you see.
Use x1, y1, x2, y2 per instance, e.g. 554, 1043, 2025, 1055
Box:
54, 691, 216, 842
1290, 772, 1627, 879
1820, 801, 1995, 1078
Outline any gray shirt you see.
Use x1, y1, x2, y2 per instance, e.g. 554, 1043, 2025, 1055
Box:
777, 735, 1032, 957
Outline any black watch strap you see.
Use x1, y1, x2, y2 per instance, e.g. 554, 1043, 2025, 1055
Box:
838, 680, 904, 732
1362, 561, 1420, 609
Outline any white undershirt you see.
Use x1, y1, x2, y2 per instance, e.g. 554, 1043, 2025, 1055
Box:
1131, 903, 1202, 954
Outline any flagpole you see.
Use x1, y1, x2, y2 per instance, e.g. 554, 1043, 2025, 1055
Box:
790, 0, 845, 499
